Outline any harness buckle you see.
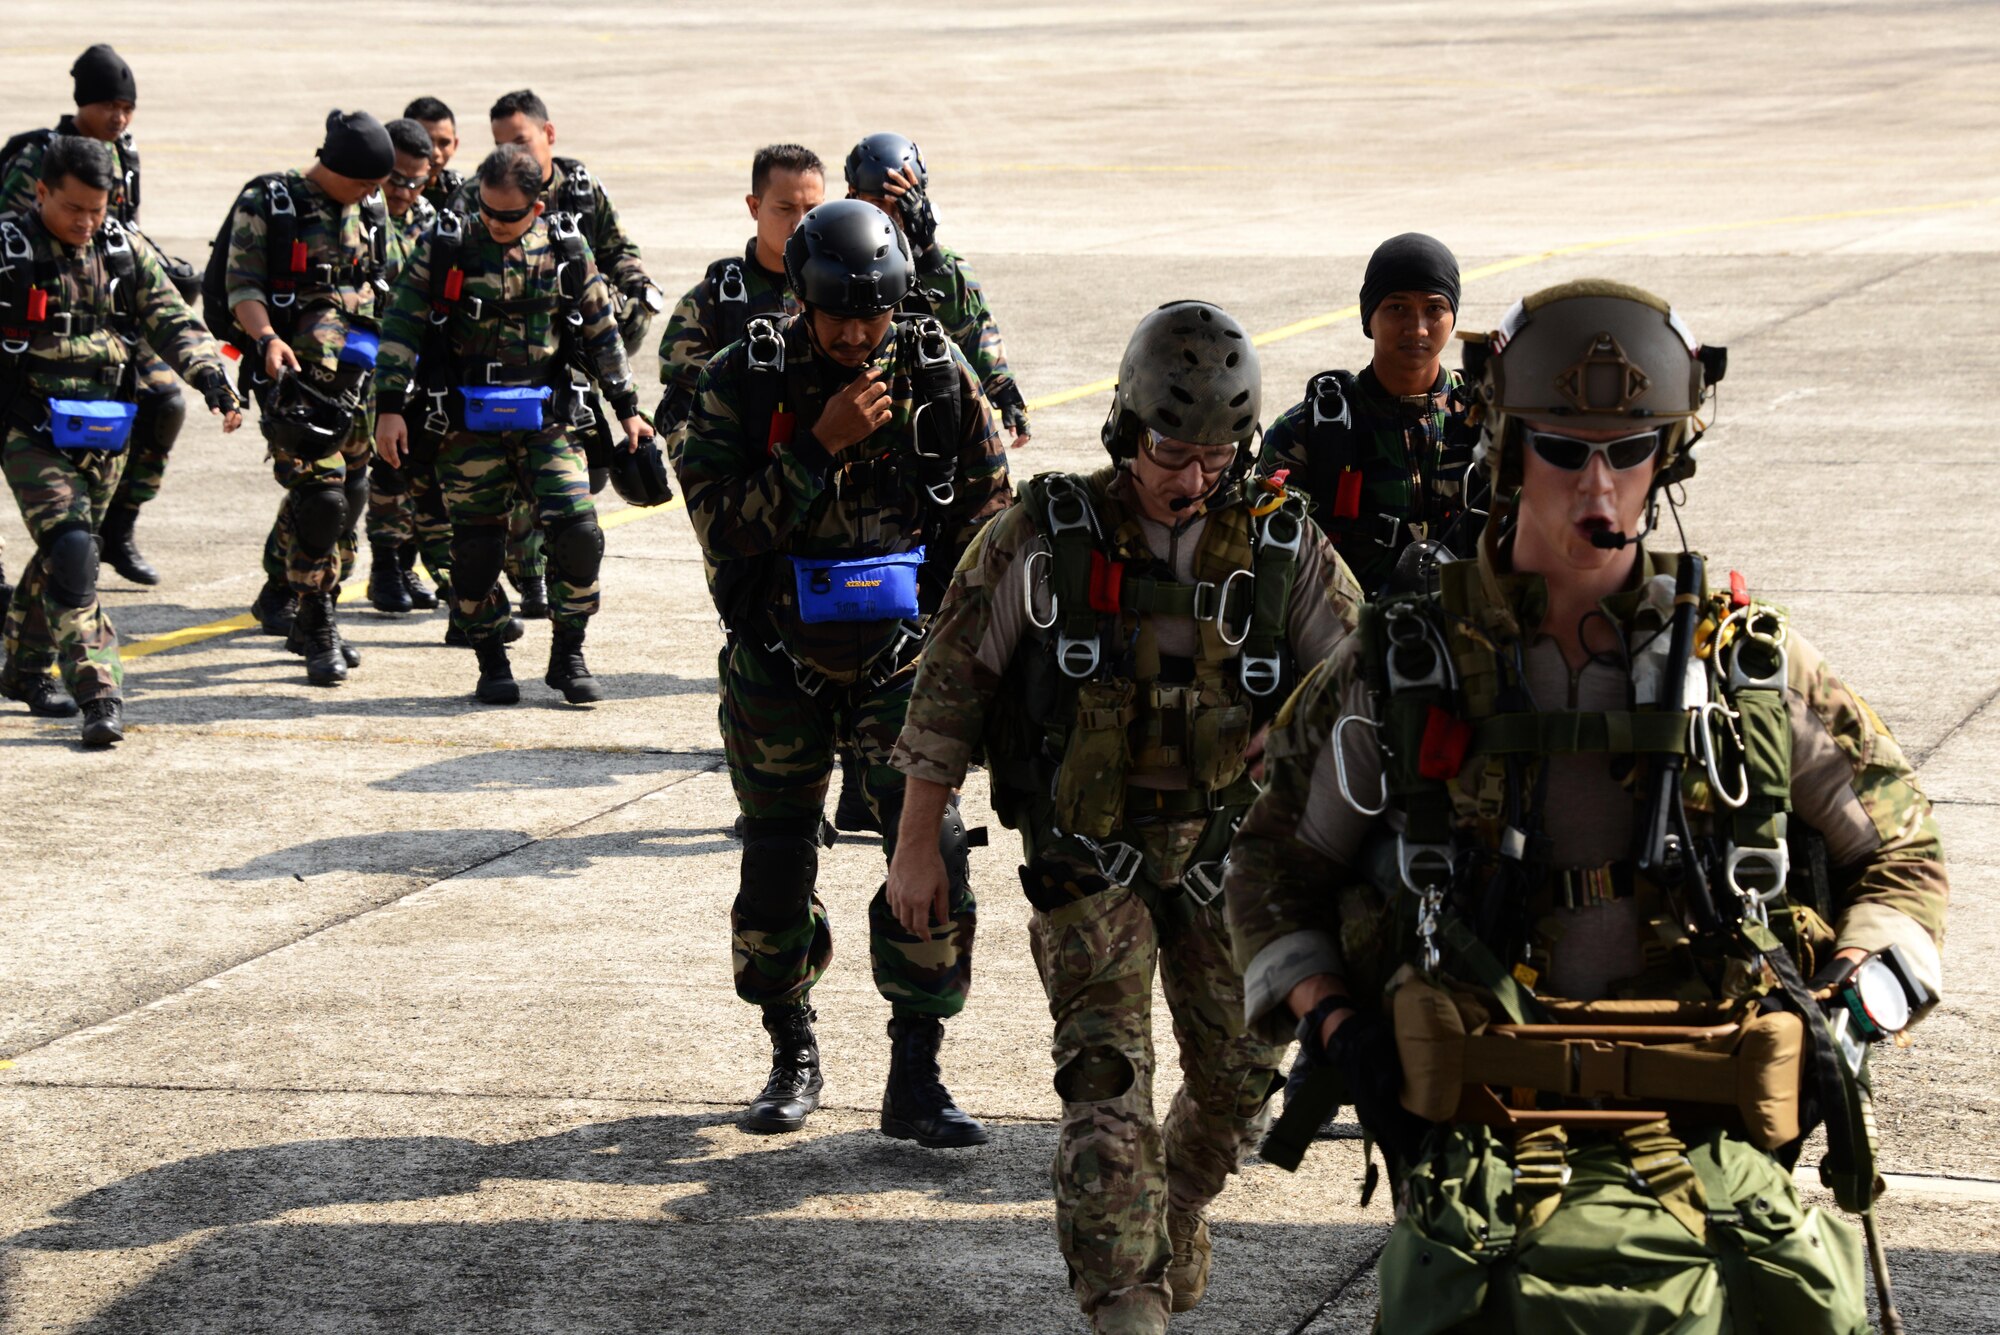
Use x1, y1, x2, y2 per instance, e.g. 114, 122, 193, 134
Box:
1043, 478, 1100, 539
1384, 602, 1454, 693
1309, 372, 1351, 431
717, 260, 747, 305
1398, 834, 1455, 971
1724, 610, 1788, 691
269, 289, 297, 310
745, 319, 785, 375
1183, 859, 1226, 907
1054, 633, 1100, 680
1, 336, 26, 355
1075, 833, 1142, 888
1723, 843, 1788, 926
1240, 653, 1282, 698
45, 310, 74, 337
1258, 504, 1304, 558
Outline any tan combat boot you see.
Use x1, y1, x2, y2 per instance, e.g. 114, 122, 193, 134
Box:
1166, 1208, 1212, 1312
1090, 1286, 1170, 1335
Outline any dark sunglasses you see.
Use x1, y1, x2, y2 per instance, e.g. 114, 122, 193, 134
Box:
478, 196, 536, 223
1524, 427, 1662, 472
386, 172, 428, 191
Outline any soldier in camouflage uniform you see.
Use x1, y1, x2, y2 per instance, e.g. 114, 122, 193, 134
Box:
1256, 233, 1481, 596
224, 109, 394, 686
404, 96, 463, 215
0, 44, 200, 589
888, 302, 1362, 1335
675, 199, 1010, 1149
1226, 280, 1941, 1333
0, 136, 242, 744
459, 90, 666, 620
846, 133, 1031, 450
653, 142, 822, 441
363, 117, 449, 616
375, 146, 651, 705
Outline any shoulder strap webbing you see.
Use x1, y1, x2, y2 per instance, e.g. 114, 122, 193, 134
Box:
263, 174, 300, 307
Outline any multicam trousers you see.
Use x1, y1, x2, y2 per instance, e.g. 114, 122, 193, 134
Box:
435, 424, 594, 641
1025, 819, 1286, 1320
1, 427, 126, 702
719, 635, 975, 1017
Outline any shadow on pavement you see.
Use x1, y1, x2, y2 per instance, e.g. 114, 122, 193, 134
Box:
4, 1114, 1385, 1334
373, 749, 716, 793
206, 826, 738, 881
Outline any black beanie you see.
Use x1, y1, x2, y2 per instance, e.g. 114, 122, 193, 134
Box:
1359, 232, 1460, 336
71, 44, 136, 107
316, 109, 394, 181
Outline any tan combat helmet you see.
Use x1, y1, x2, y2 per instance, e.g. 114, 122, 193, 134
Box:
1101, 300, 1262, 461
1464, 278, 1726, 493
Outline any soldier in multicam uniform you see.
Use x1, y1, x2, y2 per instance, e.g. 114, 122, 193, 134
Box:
887, 302, 1362, 1335
222, 109, 393, 686
653, 142, 823, 442
403, 96, 463, 215
363, 117, 449, 616
374, 147, 651, 705
1225, 280, 1943, 1333
459, 89, 667, 620
674, 199, 1010, 1149
0, 136, 242, 744
1, 44, 203, 590
1256, 232, 1481, 596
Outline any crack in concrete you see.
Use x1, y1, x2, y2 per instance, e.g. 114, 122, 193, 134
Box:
1911, 675, 2000, 770
1286, 1235, 1390, 1335
1, 757, 728, 1063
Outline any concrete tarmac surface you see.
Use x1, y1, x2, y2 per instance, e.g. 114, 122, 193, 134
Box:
2, 1, 1998, 1330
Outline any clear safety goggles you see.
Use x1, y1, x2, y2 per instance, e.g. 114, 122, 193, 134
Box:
1142, 427, 1238, 473
1524, 426, 1662, 472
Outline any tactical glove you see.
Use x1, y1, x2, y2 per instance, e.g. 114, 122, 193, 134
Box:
617, 282, 663, 355
193, 367, 241, 415
896, 184, 940, 252
1316, 1009, 1432, 1172
990, 381, 1030, 436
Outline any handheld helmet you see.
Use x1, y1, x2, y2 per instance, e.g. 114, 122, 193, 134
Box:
609, 436, 674, 508
1101, 300, 1261, 466
783, 198, 915, 319
1463, 278, 1726, 495
845, 132, 926, 197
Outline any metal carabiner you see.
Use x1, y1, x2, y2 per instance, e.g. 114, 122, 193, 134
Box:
1332, 712, 1388, 816
1074, 832, 1142, 888
1023, 547, 1058, 630
1688, 701, 1750, 810
1214, 567, 1254, 649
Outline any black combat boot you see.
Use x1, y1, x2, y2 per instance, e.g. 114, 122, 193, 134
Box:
833, 747, 882, 834
880, 1015, 989, 1148
367, 540, 412, 613
401, 546, 438, 610
516, 573, 550, 619
98, 504, 159, 586
742, 1003, 823, 1134
251, 579, 297, 636
286, 591, 347, 686
473, 638, 519, 705
545, 623, 602, 703
79, 697, 124, 747
0, 666, 78, 718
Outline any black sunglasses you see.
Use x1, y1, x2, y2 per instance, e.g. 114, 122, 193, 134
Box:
1524, 426, 1662, 472
478, 196, 535, 223
386, 172, 428, 191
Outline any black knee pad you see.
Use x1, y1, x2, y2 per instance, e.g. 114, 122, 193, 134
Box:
43, 523, 98, 608
881, 792, 968, 878
735, 815, 821, 926
288, 483, 348, 557
135, 388, 186, 453
546, 515, 604, 586
450, 525, 508, 602
1055, 1046, 1137, 1104
342, 469, 370, 535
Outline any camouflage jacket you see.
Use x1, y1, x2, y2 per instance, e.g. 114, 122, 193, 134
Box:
0, 119, 138, 223
383, 195, 438, 286
1222, 538, 1949, 1039
891, 465, 1363, 793
676, 313, 1011, 681
910, 245, 1026, 431
450, 157, 647, 293
1255, 364, 1476, 596
0, 209, 227, 404
222, 168, 384, 320
420, 167, 463, 216
373, 213, 636, 418
655, 241, 797, 428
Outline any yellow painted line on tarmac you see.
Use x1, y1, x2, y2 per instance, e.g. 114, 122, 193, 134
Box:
119, 193, 1996, 661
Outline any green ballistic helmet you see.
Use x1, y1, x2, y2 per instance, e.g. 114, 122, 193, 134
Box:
1101, 300, 1261, 462
1464, 278, 1726, 492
